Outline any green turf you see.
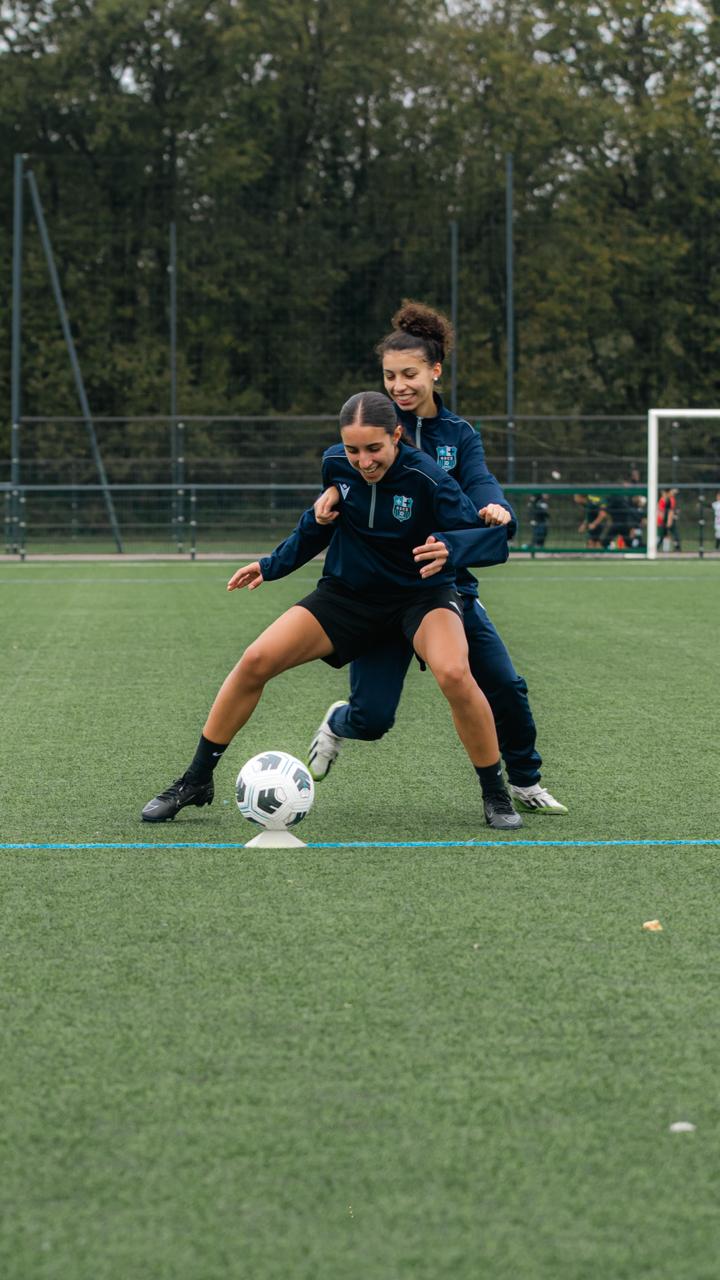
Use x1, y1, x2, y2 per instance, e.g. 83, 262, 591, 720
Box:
2, 560, 719, 1278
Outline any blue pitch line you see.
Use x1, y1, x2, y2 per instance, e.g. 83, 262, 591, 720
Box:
1, 838, 719, 851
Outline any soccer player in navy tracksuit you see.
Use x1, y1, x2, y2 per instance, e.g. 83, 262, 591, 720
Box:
142, 390, 522, 829
308, 301, 567, 814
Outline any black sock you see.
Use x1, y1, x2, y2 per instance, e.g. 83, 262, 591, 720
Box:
475, 760, 505, 797
186, 734, 228, 784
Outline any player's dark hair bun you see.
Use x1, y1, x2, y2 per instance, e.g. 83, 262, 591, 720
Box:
376, 299, 454, 364
392, 300, 454, 357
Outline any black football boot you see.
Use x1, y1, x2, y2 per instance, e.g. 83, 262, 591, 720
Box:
141, 774, 214, 822
483, 788, 523, 831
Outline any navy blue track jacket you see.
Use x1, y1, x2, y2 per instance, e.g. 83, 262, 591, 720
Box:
395, 394, 513, 599
259, 441, 510, 594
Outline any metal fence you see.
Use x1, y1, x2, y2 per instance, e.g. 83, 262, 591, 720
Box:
3, 481, 715, 560
4, 413, 719, 556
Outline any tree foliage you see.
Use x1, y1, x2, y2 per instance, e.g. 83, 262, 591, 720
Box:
1, 0, 719, 437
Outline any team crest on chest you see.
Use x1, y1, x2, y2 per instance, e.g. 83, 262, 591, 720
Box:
436, 445, 457, 471
392, 495, 413, 522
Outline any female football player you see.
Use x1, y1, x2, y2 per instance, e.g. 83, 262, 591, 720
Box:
308, 301, 567, 814
142, 390, 522, 830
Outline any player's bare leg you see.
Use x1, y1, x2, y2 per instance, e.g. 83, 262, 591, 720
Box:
413, 609, 498, 763
204, 608, 333, 743
413, 608, 522, 829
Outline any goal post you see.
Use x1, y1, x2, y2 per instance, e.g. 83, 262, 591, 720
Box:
647, 409, 720, 561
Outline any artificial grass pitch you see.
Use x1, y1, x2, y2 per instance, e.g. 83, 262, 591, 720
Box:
1, 560, 719, 1279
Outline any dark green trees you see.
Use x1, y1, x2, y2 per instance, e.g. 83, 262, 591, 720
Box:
1, 0, 719, 429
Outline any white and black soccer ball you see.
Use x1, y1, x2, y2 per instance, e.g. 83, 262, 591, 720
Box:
235, 751, 315, 830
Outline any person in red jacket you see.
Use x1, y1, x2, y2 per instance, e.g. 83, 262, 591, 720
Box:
657, 487, 681, 551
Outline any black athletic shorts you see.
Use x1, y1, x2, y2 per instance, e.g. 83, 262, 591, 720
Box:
295, 577, 464, 668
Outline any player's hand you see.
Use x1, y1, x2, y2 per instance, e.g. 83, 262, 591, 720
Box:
227, 562, 264, 591
479, 503, 511, 526
413, 534, 449, 578
314, 486, 340, 525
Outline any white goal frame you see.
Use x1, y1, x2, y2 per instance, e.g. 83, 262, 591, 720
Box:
647, 408, 720, 560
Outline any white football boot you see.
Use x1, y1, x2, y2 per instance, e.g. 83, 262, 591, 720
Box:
508, 782, 568, 814
307, 701, 348, 780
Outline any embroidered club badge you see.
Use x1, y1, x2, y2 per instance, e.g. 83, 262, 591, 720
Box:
436, 445, 457, 471
392, 495, 414, 522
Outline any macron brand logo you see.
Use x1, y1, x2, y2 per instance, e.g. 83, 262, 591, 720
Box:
339, 483, 350, 499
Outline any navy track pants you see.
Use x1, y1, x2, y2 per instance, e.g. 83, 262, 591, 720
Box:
329, 595, 542, 787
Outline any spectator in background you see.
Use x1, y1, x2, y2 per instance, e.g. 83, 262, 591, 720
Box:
601, 483, 635, 550
629, 494, 647, 549
670, 489, 683, 551
712, 491, 720, 551
574, 493, 606, 548
657, 486, 681, 551
529, 493, 550, 549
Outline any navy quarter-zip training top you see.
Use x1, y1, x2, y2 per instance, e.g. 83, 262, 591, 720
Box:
259, 441, 510, 594
395, 394, 514, 599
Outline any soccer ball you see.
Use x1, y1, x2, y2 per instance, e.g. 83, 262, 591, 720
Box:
235, 751, 315, 830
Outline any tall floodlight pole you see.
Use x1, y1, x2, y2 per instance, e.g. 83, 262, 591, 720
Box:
449, 219, 459, 414
26, 169, 123, 552
9, 154, 24, 552
505, 153, 515, 482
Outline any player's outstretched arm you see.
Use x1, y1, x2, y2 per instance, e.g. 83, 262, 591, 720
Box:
227, 562, 264, 591
455, 430, 514, 525
439, 524, 509, 571
259, 507, 335, 583
428, 476, 511, 572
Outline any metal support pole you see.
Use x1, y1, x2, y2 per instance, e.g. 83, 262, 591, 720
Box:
647, 410, 658, 561
506, 418, 516, 485
671, 420, 679, 485
18, 487, 27, 561
698, 492, 705, 560
71, 459, 79, 542
169, 220, 181, 549
449, 219, 458, 414
505, 153, 515, 482
176, 422, 185, 553
25, 169, 123, 552
190, 486, 197, 560
9, 154, 24, 553
170, 222, 177, 424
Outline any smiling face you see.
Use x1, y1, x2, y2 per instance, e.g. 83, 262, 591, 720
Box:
340, 422, 402, 483
382, 349, 441, 418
